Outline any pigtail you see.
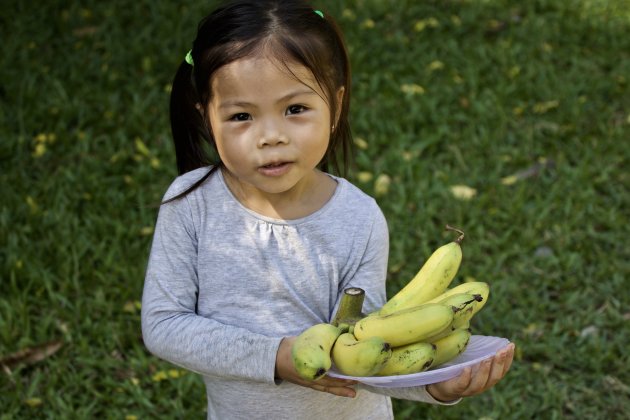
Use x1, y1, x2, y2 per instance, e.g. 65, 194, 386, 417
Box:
162, 61, 219, 205
169, 60, 212, 175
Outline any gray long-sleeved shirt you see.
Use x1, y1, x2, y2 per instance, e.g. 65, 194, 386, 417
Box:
141, 167, 457, 419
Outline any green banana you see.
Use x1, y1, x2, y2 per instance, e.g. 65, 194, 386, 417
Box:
291, 323, 343, 380
378, 226, 465, 316
438, 292, 483, 328
331, 333, 392, 377
377, 342, 436, 376
354, 303, 454, 347
430, 328, 472, 368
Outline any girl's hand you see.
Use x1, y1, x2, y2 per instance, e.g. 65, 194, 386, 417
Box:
275, 336, 358, 398
427, 342, 515, 402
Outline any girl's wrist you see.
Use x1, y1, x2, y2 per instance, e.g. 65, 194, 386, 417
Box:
274, 337, 294, 382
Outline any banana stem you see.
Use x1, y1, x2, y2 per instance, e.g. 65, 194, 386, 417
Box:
445, 224, 465, 244
332, 287, 365, 327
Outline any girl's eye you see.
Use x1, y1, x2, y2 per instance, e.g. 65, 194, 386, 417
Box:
230, 113, 251, 121
287, 105, 307, 115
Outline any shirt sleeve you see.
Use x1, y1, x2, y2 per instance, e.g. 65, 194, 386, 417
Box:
359, 384, 462, 405
141, 192, 282, 384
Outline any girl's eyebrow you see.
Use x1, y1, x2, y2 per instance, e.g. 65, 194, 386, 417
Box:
218, 89, 317, 109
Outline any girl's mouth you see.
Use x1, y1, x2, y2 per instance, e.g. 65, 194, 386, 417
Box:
258, 161, 292, 176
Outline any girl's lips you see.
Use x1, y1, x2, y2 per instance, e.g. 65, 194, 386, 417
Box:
258, 161, 292, 177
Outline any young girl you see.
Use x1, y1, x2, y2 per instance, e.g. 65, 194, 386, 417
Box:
141, 1, 515, 418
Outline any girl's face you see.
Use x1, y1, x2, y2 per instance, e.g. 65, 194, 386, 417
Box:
206, 55, 340, 208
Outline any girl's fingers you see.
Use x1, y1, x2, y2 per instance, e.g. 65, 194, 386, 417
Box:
484, 354, 507, 390
502, 344, 515, 376
311, 382, 356, 398
307, 376, 357, 398
429, 343, 517, 400
464, 357, 493, 395
455, 366, 473, 393
319, 376, 357, 387
482, 344, 515, 391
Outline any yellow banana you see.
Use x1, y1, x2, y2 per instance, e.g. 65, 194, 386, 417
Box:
424, 316, 474, 342
331, 333, 392, 377
438, 292, 484, 328
427, 281, 490, 328
378, 226, 465, 316
430, 328, 472, 368
291, 323, 343, 380
427, 281, 490, 304
377, 342, 436, 376
354, 303, 454, 347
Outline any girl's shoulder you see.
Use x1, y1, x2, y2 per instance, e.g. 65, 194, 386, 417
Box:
329, 175, 384, 218
161, 166, 217, 202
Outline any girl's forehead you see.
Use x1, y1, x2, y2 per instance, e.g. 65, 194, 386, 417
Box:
211, 56, 319, 93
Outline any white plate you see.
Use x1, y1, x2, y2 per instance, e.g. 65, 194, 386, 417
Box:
328, 335, 511, 388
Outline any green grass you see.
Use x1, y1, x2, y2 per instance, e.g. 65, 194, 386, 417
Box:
1, 0, 629, 418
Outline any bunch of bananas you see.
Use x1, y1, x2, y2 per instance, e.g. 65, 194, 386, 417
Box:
292, 226, 492, 379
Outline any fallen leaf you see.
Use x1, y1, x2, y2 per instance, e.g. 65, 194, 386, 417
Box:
449, 185, 477, 200
72, 26, 98, 37
24, 397, 43, 407
357, 171, 373, 183
135, 137, 151, 157
353, 137, 368, 150
152, 370, 170, 382
168, 369, 185, 378
522, 323, 544, 338
580, 325, 598, 338
374, 174, 391, 196
602, 376, 630, 395
400, 83, 425, 95
532, 100, 560, 114
427, 60, 444, 71
0, 340, 63, 370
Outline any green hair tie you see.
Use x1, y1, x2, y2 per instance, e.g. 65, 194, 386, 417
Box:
314, 10, 324, 18
185, 49, 194, 66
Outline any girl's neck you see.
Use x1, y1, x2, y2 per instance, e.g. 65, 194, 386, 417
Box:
221, 168, 337, 220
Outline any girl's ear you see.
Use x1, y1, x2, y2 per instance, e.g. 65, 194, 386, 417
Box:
333, 86, 345, 130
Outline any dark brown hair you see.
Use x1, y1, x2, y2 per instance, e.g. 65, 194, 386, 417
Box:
166, 0, 353, 203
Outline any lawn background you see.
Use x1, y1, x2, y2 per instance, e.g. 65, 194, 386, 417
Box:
1, 0, 629, 418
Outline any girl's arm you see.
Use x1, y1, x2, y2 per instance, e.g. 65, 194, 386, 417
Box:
141, 193, 281, 384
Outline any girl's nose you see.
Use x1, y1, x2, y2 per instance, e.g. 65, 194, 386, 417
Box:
258, 121, 289, 148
